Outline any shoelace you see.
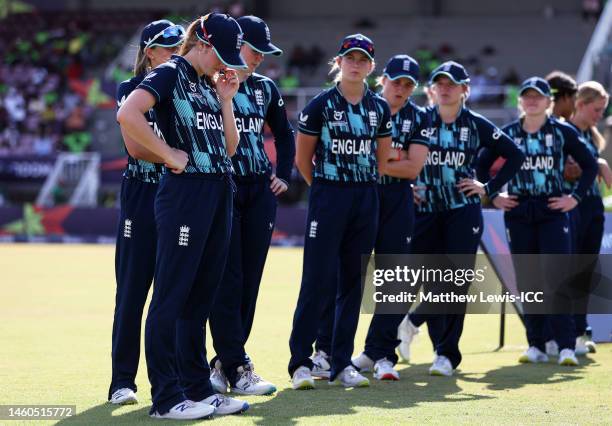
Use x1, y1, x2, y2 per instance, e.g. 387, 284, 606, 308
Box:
242, 369, 263, 385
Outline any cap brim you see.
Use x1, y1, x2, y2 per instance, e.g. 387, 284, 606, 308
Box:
519, 85, 549, 97
384, 73, 418, 85
339, 47, 374, 61
245, 40, 283, 56
429, 71, 469, 85
213, 47, 248, 69
147, 36, 183, 49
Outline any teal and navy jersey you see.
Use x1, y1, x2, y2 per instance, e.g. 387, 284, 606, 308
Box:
231, 73, 295, 182
137, 55, 233, 175
564, 122, 600, 198
416, 106, 524, 213
298, 84, 392, 183
495, 117, 597, 200
379, 100, 431, 185
117, 75, 165, 183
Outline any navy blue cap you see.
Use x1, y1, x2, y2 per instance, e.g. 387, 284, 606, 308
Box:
140, 20, 184, 50
338, 34, 375, 60
383, 55, 419, 84
195, 13, 247, 69
519, 77, 552, 97
236, 16, 282, 56
429, 61, 470, 85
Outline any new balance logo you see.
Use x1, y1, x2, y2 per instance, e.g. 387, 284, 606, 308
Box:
123, 219, 132, 238
472, 226, 480, 235
178, 225, 190, 246
309, 221, 318, 238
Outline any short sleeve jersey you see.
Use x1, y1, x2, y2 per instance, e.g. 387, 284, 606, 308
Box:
117, 75, 165, 183
417, 106, 514, 212
380, 100, 431, 185
502, 116, 590, 197
298, 84, 392, 183
137, 55, 233, 175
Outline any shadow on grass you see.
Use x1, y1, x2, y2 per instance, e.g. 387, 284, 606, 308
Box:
247, 362, 493, 425
460, 355, 597, 391
55, 403, 209, 425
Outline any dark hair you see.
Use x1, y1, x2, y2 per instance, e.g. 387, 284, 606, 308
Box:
545, 70, 578, 101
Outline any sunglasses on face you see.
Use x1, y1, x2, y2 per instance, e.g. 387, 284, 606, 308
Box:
146, 25, 185, 48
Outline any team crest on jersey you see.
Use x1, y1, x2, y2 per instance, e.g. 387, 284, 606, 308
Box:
460, 127, 469, 142
178, 225, 190, 247
368, 111, 377, 127
545, 134, 553, 147
402, 119, 412, 133
254, 89, 264, 106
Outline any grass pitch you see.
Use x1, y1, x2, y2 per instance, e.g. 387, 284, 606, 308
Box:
0, 245, 611, 425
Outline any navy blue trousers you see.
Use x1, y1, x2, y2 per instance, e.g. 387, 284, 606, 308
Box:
362, 182, 415, 365
144, 173, 233, 415
408, 203, 483, 369
289, 180, 378, 380
504, 197, 576, 352
209, 177, 277, 384
108, 177, 158, 399
572, 196, 604, 334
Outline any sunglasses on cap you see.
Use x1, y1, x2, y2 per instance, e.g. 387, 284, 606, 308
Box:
342, 38, 374, 55
146, 24, 185, 48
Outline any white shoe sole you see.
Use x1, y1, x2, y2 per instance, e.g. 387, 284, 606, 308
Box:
231, 385, 277, 396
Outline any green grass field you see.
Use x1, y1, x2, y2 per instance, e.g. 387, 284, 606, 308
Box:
1, 245, 611, 425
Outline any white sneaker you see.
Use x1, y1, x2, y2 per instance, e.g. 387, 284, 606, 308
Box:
231, 365, 276, 395
310, 350, 331, 379
109, 388, 138, 405
429, 355, 453, 376
351, 352, 374, 372
292, 366, 315, 390
210, 360, 228, 394
558, 348, 579, 366
150, 400, 215, 420
575, 335, 595, 356
397, 316, 419, 362
201, 394, 249, 415
519, 346, 549, 364
373, 358, 399, 381
329, 365, 370, 388
545, 340, 559, 356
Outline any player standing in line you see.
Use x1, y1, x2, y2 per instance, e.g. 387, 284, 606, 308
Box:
208, 15, 295, 395
565, 81, 610, 354
109, 19, 184, 406
117, 13, 250, 419
348, 54, 430, 381
288, 34, 392, 389
475, 77, 597, 367
398, 61, 524, 377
